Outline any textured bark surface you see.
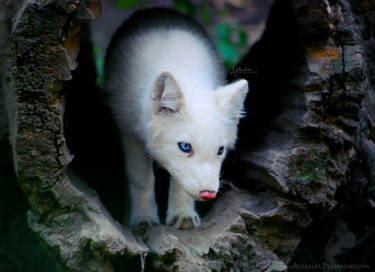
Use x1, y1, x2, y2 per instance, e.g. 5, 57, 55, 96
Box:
5, 1, 147, 271
1, 1, 56, 271
1, 0, 375, 271
227, 0, 375, 269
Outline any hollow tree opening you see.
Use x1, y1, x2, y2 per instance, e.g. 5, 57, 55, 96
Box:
64, 1, 276, 228
2, 0, 375, 271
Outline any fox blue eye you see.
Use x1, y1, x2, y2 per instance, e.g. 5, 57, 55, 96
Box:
178, 142, 192, 153
218, 146, 224, 156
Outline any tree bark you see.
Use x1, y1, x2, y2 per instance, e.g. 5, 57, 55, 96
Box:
5, 1, 147, 271
1, 0, 375, 271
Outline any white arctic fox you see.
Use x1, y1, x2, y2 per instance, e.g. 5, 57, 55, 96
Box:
104, 8, 248, 229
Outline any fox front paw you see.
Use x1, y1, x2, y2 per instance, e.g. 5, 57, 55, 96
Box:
166, 210, 201, 229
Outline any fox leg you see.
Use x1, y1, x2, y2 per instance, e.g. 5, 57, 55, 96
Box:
123, 134, 159, 226
166, 180, 201, 229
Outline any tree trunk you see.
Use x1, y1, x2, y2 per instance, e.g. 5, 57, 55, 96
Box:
1, 0, 374, 271
3, 1, 147, 271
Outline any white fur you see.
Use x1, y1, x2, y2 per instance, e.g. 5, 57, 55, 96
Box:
105, 24, 248, 229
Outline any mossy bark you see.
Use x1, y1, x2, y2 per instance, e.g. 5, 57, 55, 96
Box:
6, 1, 147, 271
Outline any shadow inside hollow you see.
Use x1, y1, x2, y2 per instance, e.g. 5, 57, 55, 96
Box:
223, 0, 304, 188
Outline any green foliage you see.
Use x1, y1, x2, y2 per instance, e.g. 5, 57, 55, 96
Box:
238, 30, 248, 48
93, 44, 104, 87
201, 0, 210, 23
116, 0, 138, 10
215, 23, 248, 69
201, 7, 210, 23
173, 0, 196, 17
218, 9, 228, 17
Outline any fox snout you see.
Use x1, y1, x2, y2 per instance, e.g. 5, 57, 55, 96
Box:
178, 179, 219, 201
199, 190, 216, 200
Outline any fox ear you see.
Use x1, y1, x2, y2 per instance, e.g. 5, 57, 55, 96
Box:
215, 79, 249, 123
151, 72, 185, 115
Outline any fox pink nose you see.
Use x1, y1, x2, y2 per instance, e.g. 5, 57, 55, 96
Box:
200, 190, 216, 200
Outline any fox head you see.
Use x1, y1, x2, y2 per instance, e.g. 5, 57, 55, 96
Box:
147, 72, 248, 201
